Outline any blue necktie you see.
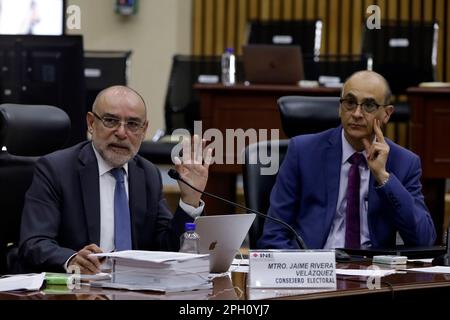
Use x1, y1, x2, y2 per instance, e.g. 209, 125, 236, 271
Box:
110, 168, 132, 251
345, 153, 365, 249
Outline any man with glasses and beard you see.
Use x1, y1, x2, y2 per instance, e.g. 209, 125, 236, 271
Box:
18, 86, 212, 274
258, 71, 436, 250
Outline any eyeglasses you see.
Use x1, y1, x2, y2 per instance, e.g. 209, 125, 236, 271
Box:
91, 112, 145, 133
340, 98, 389, 114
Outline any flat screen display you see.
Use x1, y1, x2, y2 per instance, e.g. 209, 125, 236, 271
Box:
0, 0, 64, 35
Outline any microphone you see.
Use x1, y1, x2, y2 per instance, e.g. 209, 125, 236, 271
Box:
168, 168, 308, 249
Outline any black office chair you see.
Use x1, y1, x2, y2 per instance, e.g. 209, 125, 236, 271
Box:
313, 54, 368, 82
243, 96, 341, 247
246, 19, 322, 58
0, 104, 70, 274
362, 20, 439, 124
243, 140, 290, 249
278, 96, 341, 138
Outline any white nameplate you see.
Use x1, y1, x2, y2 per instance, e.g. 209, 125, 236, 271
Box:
248, 250, 337, 289
197, 74, 219, 84
272, 35, 293, 44
389, 38, 409, 48
84, 68, 101, 78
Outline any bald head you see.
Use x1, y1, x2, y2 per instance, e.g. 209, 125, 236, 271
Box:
342, 71, 392, 105
92, 85, 147, 118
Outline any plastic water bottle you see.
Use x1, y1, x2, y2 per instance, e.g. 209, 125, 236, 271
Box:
221, 47, 236, 86
179, 222, 200, 253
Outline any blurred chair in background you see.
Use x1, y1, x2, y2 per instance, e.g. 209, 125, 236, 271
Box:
139, 54, 244, 164
278, 95, 341, 138
243, 96, 341, 248
0, 104, 70, 273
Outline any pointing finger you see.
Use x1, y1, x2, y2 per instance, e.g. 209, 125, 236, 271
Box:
362, 138, 372, 159
374, 119, 385, 143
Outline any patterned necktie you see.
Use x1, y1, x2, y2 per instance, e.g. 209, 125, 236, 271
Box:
345, 152, 365, 249
110, 168, 132, 251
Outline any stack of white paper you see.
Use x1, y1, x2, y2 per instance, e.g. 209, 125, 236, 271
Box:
90, 251, 211, 293
0, 273, 45, 292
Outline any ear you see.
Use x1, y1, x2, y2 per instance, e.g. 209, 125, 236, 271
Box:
86, 112, 95, 133
382, 105, 394, 125
141, 120, 149, 141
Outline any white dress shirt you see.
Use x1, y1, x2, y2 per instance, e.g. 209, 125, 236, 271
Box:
64, 144, 204, 269
323, 130, 371, 249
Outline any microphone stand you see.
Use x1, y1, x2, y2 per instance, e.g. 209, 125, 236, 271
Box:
168, 169, 308, 250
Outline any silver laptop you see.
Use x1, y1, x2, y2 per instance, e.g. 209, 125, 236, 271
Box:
195, 213, 256, 273
242, 44, 304, 84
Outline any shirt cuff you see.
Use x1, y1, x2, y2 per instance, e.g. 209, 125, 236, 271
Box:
179, 199, 205, 218
64, 253, 78, 272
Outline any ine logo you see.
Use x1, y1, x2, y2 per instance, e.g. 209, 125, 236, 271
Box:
66, 5, 81, 30
253, 252, 273, 259
366, 5, 381, 30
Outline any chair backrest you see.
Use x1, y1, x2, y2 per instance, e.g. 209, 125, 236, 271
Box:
243, 140, 289, 249
246, 19, 322, 58
0, 104, 70, 273
362, 20, 438, 94
314, 54, 368, 81
278, 96, 341, 138
164, 55, 244, 134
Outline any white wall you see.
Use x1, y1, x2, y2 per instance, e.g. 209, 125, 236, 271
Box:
67, 0, 192, 139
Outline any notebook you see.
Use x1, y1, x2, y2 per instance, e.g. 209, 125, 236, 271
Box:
242, 44, 304, 84
195, 213, 256, 273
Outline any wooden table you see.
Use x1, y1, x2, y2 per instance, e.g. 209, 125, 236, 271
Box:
195, 83, 341, 214
2, 262, 449, 303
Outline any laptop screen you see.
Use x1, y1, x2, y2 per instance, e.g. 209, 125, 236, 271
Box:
242, 44, 304, 84
195, 213, 256, 273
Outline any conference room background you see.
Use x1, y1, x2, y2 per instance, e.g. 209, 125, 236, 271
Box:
192, 0, 449, 82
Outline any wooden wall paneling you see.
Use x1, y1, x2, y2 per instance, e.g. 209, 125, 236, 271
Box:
260, 0, 271, 19
293, 0, 304, 19
351, 0, 363, 55
305, 0, 315, 19
387, 0, 398, 19
248, 0, 259, 19
412, 0, 421, 20
283, 0, 294, 20
215, 0, 226, 55
236, 0, 248, 55
193, 0, 203, 55
341, 0, 351, 54
272, 0, 282, 20
225, 0, 237, 49
424, 0, 434, 21
203, 0, 214, 55
192, 0, 450, 82
328, 0, 339, 54
317, 0, 328, 54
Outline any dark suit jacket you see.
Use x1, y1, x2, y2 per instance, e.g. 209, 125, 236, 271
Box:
18, 141, 193, 272
258, 126, 436, 249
